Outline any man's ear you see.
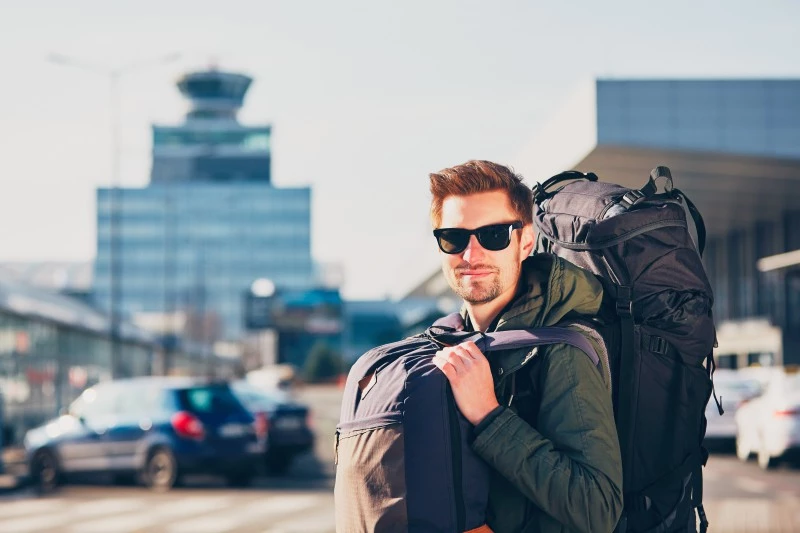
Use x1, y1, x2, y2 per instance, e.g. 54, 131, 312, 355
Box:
520, 224, 536, 259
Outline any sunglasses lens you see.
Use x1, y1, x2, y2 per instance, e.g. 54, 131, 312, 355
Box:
437, 229, 469, 254
477, 225, 511, 251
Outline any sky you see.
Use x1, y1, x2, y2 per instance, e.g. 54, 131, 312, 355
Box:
0, 0, 798, 300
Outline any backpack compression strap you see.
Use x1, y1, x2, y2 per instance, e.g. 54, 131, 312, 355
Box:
430, 313, 599, 366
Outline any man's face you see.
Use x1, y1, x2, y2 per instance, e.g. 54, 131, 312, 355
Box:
436, 191, 534, 305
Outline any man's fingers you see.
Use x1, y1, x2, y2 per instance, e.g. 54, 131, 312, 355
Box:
451, 346, 475, 369
433, 354, 457, 379
459, 341, 486, 361
446, 351, 467, 372
436, 349, 467, 370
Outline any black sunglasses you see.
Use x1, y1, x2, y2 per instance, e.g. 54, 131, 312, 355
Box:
433, 221, 523, 254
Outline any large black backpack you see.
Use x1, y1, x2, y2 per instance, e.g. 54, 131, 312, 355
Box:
334, 320, 600, 533
532, 166, 718, 533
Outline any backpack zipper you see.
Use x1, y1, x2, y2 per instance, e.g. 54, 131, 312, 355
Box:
598, 196, 621, 220
334, 430, 339, 465
445, 383, 466, 532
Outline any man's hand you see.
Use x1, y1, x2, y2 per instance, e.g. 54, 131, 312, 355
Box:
433, 341, 500, 425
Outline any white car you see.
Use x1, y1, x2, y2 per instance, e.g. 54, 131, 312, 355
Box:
704, 372, 762, 443
735, 368, 800, 469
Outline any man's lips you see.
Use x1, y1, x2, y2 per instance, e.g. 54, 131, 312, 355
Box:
458, 270, 494, 277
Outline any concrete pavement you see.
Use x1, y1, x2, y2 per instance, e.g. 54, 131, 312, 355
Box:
0, 484, 335, 533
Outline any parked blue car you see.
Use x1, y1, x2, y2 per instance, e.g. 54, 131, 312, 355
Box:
24, 377, 266, 492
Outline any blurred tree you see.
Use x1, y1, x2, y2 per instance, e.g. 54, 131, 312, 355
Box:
304, 341, 344, 383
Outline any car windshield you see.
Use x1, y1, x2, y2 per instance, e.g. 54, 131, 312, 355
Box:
177, 385, 244, 414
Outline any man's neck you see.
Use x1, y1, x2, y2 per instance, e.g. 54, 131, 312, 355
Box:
465, 281, 520, 332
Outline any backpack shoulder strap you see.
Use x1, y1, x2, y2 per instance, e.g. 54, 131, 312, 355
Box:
481, 328, 599, 366
431, 312, 466, 331
430, 313, 600, 366
557, 319, 612, 394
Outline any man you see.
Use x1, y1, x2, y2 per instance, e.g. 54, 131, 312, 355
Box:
430, 160, 623, 533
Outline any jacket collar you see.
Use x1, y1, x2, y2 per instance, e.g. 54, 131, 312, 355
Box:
460, 253, 603, 373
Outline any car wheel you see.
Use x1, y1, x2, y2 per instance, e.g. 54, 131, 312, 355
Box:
757, 447, 777, 470
735, 436, 751, 461
143, 447, 178, 491
31, 449, 61, 494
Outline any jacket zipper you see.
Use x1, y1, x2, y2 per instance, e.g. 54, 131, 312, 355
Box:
446, 383, 466, 532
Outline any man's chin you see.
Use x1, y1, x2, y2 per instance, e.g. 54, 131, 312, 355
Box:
456, 283, 498, 304
463, 294, 498, 305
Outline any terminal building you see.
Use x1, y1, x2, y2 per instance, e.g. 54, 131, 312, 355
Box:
406, 79, 800, 369
0, 271, 242, 445
93, 69, 316, 346
0, 275, 154, 445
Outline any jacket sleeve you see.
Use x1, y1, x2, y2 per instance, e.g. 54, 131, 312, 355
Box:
471, 343, 623, 533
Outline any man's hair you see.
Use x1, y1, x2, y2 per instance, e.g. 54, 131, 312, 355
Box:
429, 160, 533, 227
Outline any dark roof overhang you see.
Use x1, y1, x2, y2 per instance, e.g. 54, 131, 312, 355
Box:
572, 145, 800, 238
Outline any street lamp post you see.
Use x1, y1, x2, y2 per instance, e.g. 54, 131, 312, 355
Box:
47, 52, 181, 379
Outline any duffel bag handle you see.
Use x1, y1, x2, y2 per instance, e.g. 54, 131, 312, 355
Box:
533, 170, 598, 203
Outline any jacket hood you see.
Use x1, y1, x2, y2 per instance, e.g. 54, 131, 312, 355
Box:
462, 254, 603, 331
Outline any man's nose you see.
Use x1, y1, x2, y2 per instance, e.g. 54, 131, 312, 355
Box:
461, 235, 485, 262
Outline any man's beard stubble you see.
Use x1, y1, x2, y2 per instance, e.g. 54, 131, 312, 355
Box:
451, 263, 502, 304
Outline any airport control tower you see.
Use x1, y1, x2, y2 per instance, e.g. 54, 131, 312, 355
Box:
150, 69, 272, 184
95, 68, 313, 341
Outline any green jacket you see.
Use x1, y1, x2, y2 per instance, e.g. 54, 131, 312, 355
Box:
469, 254, 623, 533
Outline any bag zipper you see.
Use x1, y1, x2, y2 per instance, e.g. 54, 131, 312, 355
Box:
598, 196, 621, 220
334, 430, 339, 465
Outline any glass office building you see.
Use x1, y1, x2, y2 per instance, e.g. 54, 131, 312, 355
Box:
411, 79, 800, 368
94, 69, 314, 342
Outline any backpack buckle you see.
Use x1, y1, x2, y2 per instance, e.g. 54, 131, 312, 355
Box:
649, 335, 669, 355
619, 189, 645, 209
615, 299, 633, 317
